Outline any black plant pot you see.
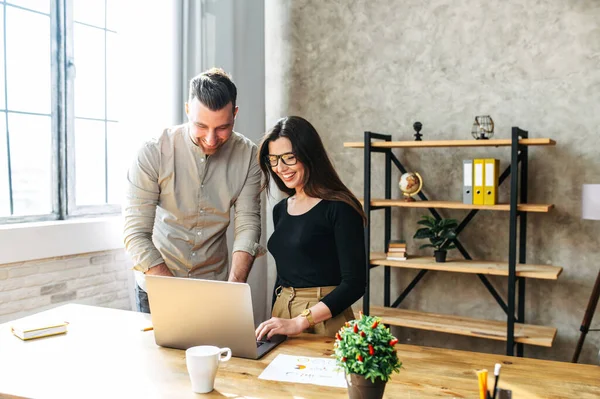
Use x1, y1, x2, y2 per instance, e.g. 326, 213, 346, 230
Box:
434, 250, 447, 263
346, 373, 387, 399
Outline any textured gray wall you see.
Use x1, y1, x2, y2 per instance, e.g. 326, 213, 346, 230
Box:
265, 0, 600, 363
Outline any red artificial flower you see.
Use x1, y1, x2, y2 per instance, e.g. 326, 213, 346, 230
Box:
389, 338, 399, 346
371, 320, 379, 329
356, 354, 363, 362
342, 357, 347, 362
353, 324, 359, 333
336, 333, 342, 341
368, 344, 375, 356
360, 331, 366, 338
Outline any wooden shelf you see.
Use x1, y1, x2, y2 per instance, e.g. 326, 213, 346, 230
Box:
344, 138, 556, 149
360, 306, 557, 347
370, 253, 563, 280
361, 199, 553, 213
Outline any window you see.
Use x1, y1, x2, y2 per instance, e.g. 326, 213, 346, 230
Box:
0, 0, 124, 224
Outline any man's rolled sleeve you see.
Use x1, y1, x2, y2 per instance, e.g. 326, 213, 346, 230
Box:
123, 142, 165, 272
232, 146, 263, 257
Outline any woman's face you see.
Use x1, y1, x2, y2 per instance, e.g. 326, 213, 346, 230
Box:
267, 137, 305, 192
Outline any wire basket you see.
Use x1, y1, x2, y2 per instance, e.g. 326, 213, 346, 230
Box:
471, 115, 494, 139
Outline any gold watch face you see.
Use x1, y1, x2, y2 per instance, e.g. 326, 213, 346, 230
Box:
301, 309, 310, 317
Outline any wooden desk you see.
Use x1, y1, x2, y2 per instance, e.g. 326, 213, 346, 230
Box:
0, 304, 598, 398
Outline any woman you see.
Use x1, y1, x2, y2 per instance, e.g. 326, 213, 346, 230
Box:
255, 116, 366, 341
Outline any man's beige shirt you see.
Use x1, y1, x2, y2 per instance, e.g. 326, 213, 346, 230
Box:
123, 124, 262, 282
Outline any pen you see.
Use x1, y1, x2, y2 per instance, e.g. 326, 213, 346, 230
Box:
476, 369, 488, 399
492, 363, 501, 399
141, 326, 154, 332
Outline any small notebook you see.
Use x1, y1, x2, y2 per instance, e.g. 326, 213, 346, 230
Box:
11, 320, 69, 341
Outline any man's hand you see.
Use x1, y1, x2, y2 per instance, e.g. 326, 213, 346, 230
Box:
228, 251, 254, 283
255, 316, 309, 341
145, 263, 174, 277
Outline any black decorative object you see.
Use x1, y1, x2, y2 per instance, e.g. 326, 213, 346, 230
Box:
413, 121, 423, 141
471, 115, 495, 140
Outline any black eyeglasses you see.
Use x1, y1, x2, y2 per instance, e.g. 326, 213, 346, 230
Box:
266, 152, 297, 167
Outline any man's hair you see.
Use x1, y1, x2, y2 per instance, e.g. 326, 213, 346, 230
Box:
188, 68, 237, 112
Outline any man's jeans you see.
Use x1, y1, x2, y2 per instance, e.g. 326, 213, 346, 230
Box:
135, 284, 151, 314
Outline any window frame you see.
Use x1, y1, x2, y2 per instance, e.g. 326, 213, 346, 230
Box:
0, 0, 121, 225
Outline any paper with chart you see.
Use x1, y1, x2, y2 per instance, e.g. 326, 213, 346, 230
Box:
258, 354, 346, 388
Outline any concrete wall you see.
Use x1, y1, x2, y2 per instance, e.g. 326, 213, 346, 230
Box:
265, 0, 600, 363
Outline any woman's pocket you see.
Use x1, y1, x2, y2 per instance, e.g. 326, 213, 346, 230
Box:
271, 292, 286, 318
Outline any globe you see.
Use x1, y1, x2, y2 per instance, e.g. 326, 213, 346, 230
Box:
399, 172, 423, 201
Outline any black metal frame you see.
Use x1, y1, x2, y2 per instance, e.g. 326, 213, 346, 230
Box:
363, 127, 529, 356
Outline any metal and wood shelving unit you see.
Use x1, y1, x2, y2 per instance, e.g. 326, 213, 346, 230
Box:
344, 127, 562, 356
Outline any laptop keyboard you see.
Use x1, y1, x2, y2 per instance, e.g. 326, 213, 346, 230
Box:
256, 340, 269, 347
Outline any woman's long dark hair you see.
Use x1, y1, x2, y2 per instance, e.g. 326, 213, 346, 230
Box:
258, 116, 366, 224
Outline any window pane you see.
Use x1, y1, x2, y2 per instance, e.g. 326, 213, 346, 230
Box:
0, 112, 9, 216
0, 8, 5, 110
74, 24, 105, 119
8, 113, 52, 215
73, 0, 105, 28
106, 31, 121, 121
6, 0, 50, 14
106, 121, 126, 204
74, 118, 106, 205
106, 0, 123, 32
6, 7, 51, 114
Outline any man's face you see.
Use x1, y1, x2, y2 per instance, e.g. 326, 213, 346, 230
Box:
185, 98, 238, 155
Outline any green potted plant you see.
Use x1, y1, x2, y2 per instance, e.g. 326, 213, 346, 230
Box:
413, 215, 458, 262
334, 313, 402, 399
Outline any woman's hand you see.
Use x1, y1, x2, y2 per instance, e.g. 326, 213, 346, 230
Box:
255, 316, 308, 341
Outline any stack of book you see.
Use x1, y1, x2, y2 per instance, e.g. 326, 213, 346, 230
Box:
386, 240, 407, 261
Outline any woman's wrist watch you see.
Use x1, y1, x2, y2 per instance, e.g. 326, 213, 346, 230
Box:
300, 309, 315, 327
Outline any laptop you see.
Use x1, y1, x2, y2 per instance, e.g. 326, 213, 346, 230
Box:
145, 275, 286, 359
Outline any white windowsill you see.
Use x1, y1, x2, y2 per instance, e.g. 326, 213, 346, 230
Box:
0, 216, 125, 265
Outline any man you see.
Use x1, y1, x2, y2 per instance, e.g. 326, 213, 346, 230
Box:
123, 68, 263, 313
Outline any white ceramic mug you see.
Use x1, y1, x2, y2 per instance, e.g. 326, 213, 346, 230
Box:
185, 345, 232, 393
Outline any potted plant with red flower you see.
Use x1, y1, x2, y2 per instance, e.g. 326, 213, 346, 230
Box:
334, 313, 402, 399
